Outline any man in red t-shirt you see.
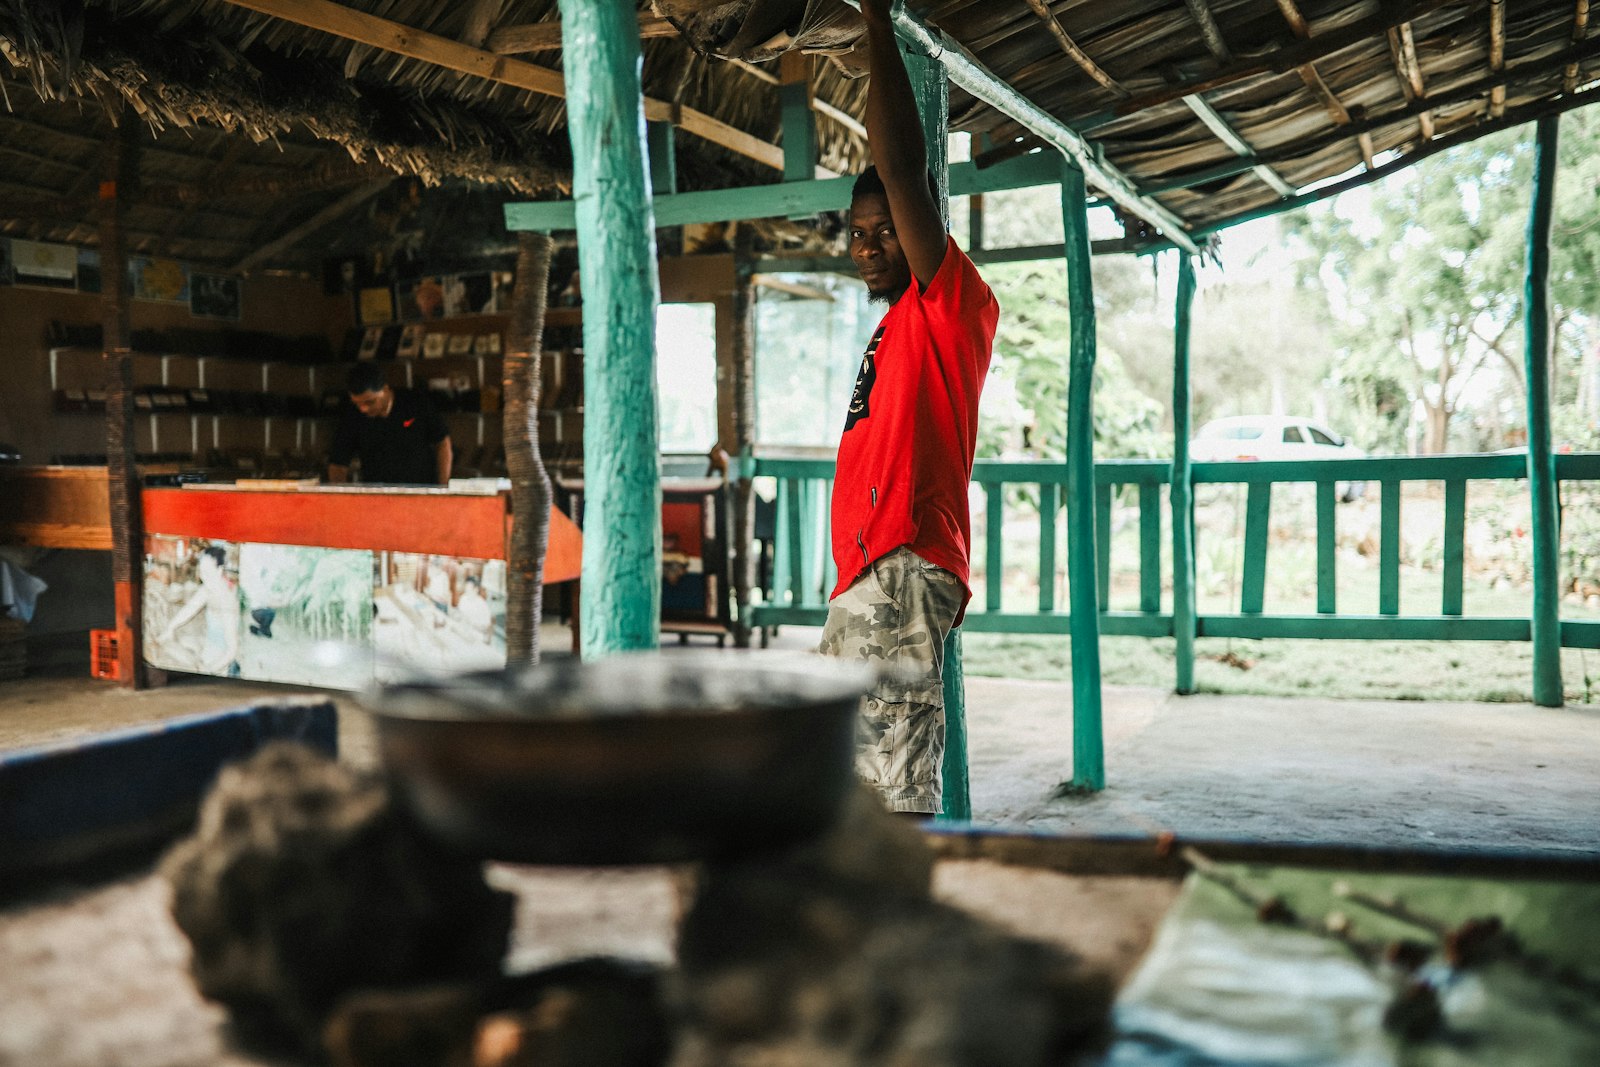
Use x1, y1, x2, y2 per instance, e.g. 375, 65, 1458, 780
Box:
817, 0, 999, 815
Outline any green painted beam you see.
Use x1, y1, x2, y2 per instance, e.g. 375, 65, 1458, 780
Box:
1200, 615, 1532, 642
561, 0, 662, 657
1061, 158, 1105, 791
785, 476, 805, 605
506, 148, 1061, 234
1192, 453, 1529, 482
1563, 620, 1600, 649
1525, 115, 1564, 707
1316, 480, 1336, 615
940, 630, 969, 821
1443, 478, 1466, 616
1170, 253, 1198, 694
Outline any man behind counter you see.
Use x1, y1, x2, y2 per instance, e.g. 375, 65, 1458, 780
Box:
327, 363, 452, 486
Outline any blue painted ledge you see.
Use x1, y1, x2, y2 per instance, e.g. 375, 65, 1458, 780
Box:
0, 700, 337, 884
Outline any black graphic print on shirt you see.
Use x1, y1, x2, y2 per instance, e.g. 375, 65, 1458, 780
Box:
843, 325, 885, 433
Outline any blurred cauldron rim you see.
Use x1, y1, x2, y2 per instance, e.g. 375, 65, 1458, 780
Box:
359, 651, 875, 723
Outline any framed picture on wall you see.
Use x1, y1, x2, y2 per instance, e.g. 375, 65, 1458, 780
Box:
358, 286, 395, 326
357, 327, 382, 361
190, 272, 242, 320
397, 324, 425, 359
423, 333, 447, 359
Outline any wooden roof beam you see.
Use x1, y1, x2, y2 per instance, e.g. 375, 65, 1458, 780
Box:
853, 0, 1200, 252
1184, 0, 1232, 62
1387, 22, 1435, 140
1018, 0, 1128, 97
1080, 0, 1453, 130
1273, 0, 1360, 171
232, 180, 390, 273
217, 0, 815, 176
1489, 0, 1507, 118
724, 57, 868, 138
1564, 0, 1592, 93
1141, 33, 1600, 195
486, 14, 678, 54
1183, 94, 1295, 197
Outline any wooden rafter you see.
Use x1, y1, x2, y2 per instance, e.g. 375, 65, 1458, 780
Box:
159, 139, 248, 242
1086, 0, 1453, 128
1489, 0, 1507, 118
1273, 0, 1361, 170
232, 180, 390, 273
459, 0, 498, 49
1019, 0, 1128, 97
1143, 31, 1600, 193
724, 57, 868, 138
487, 14, 678, 54
1387, 22, 1435, 140
1565, 0, 1592, 93
216, 0, 813, 176
1184, 0, 1232, 62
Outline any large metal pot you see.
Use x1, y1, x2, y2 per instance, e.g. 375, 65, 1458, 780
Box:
365, 653, 873, 865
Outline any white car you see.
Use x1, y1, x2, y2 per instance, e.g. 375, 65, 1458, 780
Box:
1189, 415, 1367, 499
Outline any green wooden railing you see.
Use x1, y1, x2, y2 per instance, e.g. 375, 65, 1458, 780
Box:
750, 452, 1600, 673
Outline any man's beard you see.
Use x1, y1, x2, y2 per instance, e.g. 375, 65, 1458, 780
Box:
867, 287, 891, 305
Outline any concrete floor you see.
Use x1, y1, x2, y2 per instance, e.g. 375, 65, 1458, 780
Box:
5, 623, 1599, 855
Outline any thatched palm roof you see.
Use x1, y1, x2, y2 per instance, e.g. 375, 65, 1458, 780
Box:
1, 0, 1595, 272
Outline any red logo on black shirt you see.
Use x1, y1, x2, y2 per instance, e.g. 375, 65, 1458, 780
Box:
843, 325, 885, 433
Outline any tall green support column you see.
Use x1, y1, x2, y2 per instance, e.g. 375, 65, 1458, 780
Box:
901, 39, 968, 821
1525, 115, 1563, 707
1171, 254, 1198, 694
559, 0, 663, 658
1061, 158, 1105, 791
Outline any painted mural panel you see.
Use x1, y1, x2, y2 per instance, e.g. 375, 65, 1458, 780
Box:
237, 543, 375, 689
144, 536, 244, 677
373, 553, 506, 682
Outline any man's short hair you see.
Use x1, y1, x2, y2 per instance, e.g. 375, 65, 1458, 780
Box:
200, 545, 227, 568
851, 164, 941, 204
346, 362, 389, 395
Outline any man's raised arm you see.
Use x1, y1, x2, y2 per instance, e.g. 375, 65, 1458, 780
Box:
860, 0, 948, 288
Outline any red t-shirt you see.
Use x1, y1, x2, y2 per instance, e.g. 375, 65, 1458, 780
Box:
830, 237, 998, 621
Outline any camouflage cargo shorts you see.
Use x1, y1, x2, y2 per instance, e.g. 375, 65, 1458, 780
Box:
817, 546, 964, 814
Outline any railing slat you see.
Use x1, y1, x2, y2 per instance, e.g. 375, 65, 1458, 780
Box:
1241, 483, 1271, 613
986, 483, 1005, 613
1380, 479, 1401, 616
785, 476, 805, 606
1316, 481, 1336, 615
1139, 481, 1161, 613
1038, 482, 1059, 613
1096, 483, 1112, 610
1443, 478, 1466, 616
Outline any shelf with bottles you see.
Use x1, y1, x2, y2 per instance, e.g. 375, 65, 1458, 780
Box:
49, 347, 354, 420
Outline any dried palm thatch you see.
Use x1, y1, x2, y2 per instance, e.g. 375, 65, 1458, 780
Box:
2, 0, 1597, 270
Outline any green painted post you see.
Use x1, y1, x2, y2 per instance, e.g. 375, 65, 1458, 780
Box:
779, 52, 818, 185
901, 37, 968, 820
1139, 481, 1161, 613
1062, 158, 1105, 792
647, 121, 677, 197
1526, 115, 1564, 707
1039, 482, 1060, 613
1171, 254, 1197, 694
1379, 479, 1401, 616
560, 0, 662, 657
1241, 483, 1272, 613
1095, 483, 1113, 609
1316, 481, 1337, 614
1443, 479, 1466, 616
986, 483, 1004, 613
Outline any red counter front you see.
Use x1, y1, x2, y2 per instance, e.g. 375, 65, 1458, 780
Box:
141, 485, 580, 688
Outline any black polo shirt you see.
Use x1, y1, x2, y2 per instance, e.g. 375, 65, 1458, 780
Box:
329, 388, 449, 485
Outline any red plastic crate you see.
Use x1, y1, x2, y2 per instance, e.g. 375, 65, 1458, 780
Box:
90, 629, 121, 681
